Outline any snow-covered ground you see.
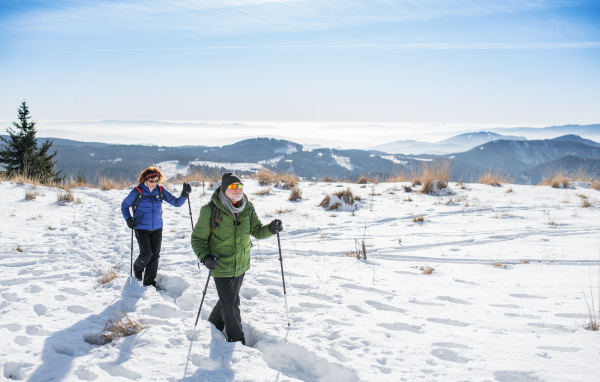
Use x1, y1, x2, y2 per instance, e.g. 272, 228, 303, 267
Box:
1, 179, 599, 381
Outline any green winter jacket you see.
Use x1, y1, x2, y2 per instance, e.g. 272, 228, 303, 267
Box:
191, 187, 273, 278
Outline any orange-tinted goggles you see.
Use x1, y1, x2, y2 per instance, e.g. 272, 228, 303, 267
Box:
227, 183, 243, 189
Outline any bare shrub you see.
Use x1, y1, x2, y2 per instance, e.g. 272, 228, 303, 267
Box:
97, 267, 118, 285
254, 187, 271, 196
57, 189, 75, 203
419, 160, 451, 195
412, 215, 424, 223
88, 309, 148, 345
421, 266, 434, 275
478, 171, 509, 186
289, 187, 302, 201
25, 187, 40, 200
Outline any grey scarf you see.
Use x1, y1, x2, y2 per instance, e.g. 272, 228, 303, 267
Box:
218, 187, 247, 218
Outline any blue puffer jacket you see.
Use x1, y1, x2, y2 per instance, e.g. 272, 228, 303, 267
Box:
121, 183, 187, 231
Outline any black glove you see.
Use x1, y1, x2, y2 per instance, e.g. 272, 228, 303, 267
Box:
202, 254, 220, 271
126, 218, 137, 229
181, 183, 192, 198
268, 219, 283, 234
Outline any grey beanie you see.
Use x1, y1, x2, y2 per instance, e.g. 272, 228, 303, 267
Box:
221, 172, 241, 190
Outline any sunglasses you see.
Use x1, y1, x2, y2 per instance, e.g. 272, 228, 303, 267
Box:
147, 179, 159, 184
227, 183, 243, 189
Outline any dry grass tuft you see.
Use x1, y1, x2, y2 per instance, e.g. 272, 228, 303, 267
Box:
328, 202, 342, 211
258, 169, 298, 189
581, 199, 591, 208
541, 167, 598, 188
88, 308, 148, 345
318, 194, 331, 208
412, 215, 424, 223
520, 260, 530, 264
15, 245, 23, 253
505, 188, 513, 194
592, 181, 600, 190
254, 187, 271, 196
97, 266, 118, 286
418, 161, 451, 195
320, 188, 360, 210
322, 176, 335, 182
478, 171, 508, 186
289, 187, 302, 201
57, 189, 75, 203
333, 188, 360, 204
25, 187, 40, 200
275, 208, 293, 214
346, 239, 367, 260
403, 185, 412, 193
493, 262, 507, 268
405, 196, 413, 202
421, 266, 435, 275
357, 175, 377, 184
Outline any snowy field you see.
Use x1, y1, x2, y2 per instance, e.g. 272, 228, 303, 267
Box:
1, 178, 599, 381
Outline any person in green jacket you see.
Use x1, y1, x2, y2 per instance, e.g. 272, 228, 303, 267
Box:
191, 172, 283, 345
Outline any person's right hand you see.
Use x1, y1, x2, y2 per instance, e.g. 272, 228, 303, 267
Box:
202, 254, 220, 271
126, 218, 137, 229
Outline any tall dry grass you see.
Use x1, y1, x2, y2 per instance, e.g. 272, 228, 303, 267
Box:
98, 177, 131, 191
478, 171, 509, 186
541, 167, 599, 188
419, 161, 451, 194
257, 169, 298, 189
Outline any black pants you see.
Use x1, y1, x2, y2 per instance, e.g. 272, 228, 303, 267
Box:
134, 228, 162, 286
208, 273, 245, 344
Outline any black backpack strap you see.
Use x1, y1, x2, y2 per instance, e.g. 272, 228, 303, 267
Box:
207, 201, 220, 245
131, 185, 143, 214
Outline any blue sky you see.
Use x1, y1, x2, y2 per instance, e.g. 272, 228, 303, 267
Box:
1, 0, 599, 128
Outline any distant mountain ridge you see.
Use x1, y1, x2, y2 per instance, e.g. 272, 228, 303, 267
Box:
372, 131, 527, 155
2, 131, 600, 185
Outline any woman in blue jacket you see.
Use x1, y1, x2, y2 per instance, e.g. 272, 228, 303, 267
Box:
121, 167, 191, 288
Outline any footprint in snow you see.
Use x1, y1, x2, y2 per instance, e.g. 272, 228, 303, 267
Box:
426, 318, 470, 327
437, 296, 471, 305
430, 348, 471, 364
494, 371, 544, 382
242, 323, 360, 382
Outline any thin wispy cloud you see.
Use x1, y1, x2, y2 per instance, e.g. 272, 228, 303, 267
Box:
59, 42, 600, 54
3, 0, 591, 38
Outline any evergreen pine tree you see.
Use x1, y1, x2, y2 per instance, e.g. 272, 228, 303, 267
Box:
0, 101, 62, 182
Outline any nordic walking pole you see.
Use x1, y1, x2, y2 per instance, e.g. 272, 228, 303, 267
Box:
276, 232, 291, 327
130, 229, 134, 278
187, 194, 194, 230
